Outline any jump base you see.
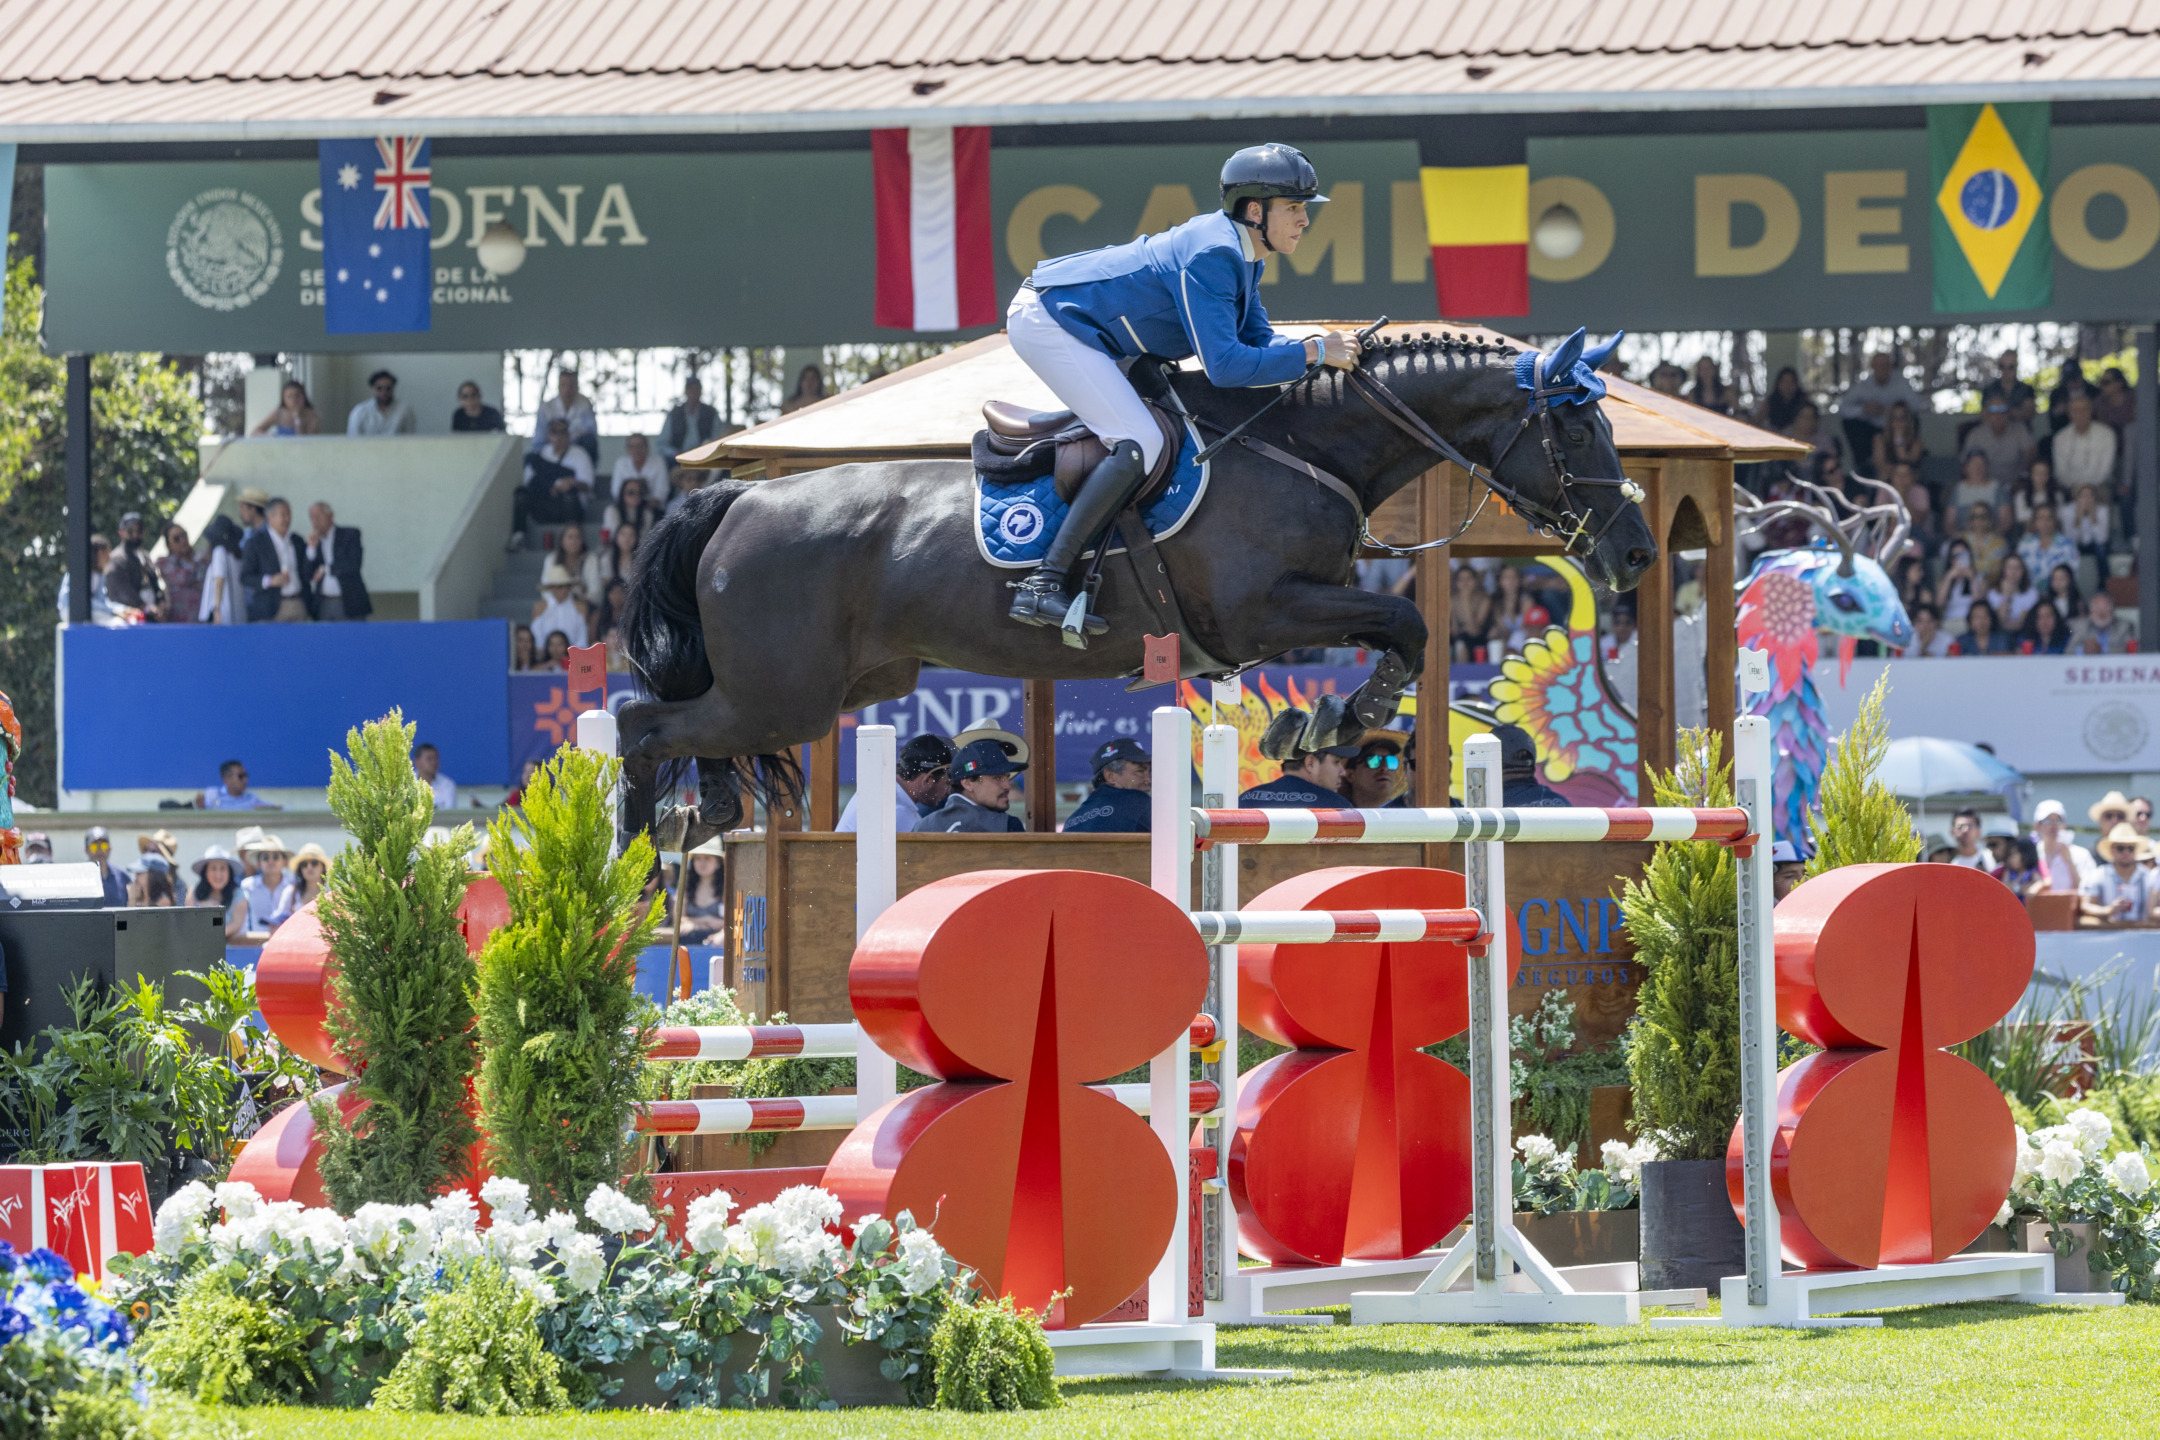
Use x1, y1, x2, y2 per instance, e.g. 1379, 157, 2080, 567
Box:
1645, 1252, 2120, 1329
1210, 1256, 1444, 1324
1351, 1287, 1641, 1326
1042, 1320, 1287, 1382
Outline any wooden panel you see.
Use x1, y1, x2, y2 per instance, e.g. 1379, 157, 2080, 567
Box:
1023, 680, 1058, 832
1415, 465, 1451, 864
1633, 462, 1674, 801
722, 840, 767, 1017
809, 725, 840, 832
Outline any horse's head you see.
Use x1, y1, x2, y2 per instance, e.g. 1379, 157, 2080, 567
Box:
1738, 475, 1915, 651
1482, 330, 1658, 593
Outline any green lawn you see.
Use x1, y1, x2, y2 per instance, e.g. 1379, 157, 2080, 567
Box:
206, 1302, 2146, 1439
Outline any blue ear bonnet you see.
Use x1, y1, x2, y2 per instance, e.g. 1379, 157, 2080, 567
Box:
1514, 328, 1623, 409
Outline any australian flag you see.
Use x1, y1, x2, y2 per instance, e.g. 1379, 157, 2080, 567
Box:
319, 136, 432, 334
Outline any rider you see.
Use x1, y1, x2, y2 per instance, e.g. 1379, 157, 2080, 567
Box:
1004, 143, 1363, 633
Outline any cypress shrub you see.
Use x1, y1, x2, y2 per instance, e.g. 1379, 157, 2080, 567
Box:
475, 747, 660, 1213
312, 712, 480, 1210
1805, 673, 1919, 873
1620, 729, 1741, 1161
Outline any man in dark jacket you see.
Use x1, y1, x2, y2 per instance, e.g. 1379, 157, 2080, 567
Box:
914, 739, 1026, 833
660, 378, 729, 466
239, 498, 310, 623
1064, 738, 1153, 832
1239, 722, 1362, 809
1493, 724, 1569, 808
105, 512, 164, 616
303, 502, 371, 621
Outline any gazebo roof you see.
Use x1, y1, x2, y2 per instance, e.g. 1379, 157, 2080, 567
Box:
682, 324, 1809, 472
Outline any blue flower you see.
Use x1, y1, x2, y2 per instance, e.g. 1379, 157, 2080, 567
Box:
22, 1249, 73, 1285
0, 1241, 17, 1278
49, 1282, 87, 1314
0, 1305, 29, 1343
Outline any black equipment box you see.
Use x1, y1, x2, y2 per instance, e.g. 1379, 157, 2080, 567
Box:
0, 906, 228, 1050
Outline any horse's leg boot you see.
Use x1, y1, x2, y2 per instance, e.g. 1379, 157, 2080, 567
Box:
696, 759, 745, 832
1350, 651, 1414, 727
1009, 440, 1145, 630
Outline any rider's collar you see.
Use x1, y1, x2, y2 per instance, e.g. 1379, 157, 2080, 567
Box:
1233, 217, 1261, 263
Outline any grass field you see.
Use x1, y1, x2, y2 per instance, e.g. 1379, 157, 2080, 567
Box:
207, 1300, 2149, 1439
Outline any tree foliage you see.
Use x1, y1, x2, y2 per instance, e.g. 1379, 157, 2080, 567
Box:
1620, 729, 1742, 1162
0, 252, 204, 805
1804, 672, 1920, 875
475, 747, 659, 1213
311, 712, 481, 1210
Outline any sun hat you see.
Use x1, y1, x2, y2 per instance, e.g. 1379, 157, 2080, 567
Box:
951, 738, 1027, 780
234, 824, 267, 854
292, 842, 331, 868
688, 836, 726, 857
191, 844, 237, 877
250, 834, 291, 859
2090, 790, 2134, 823
236, 487, 271, 509
950, 727, 1029, 765
540, 560, 577, 590
2100, 822, 2151, 859
136, 828, 178, 856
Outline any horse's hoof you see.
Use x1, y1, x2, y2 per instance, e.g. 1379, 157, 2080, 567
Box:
1350, 688, 1401, 728
1259, 709, 1306, 762
652, 804, 692, 853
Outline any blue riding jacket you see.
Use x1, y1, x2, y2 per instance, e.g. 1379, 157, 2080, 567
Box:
1031, 212, 1312, 389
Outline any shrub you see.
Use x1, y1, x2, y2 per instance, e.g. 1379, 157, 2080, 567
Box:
928, 1294, 1059, 1412
133, 1273, 317, 1408
374, 1259, 569, 1416
475, 747, 660, 1213
1804, 672, 1917, 873
1620, 730, 1741, 1161
311, 712, 481, 1211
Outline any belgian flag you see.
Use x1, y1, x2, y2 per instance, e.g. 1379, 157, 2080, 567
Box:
1929, 102, 2050, 312
1417, 124, 1529, 319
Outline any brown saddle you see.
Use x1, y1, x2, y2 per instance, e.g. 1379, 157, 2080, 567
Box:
979, 399, 1184, 506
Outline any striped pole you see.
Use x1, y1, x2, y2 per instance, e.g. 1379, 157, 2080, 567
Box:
634, 1080, 1222, 1135
645, 1023, 861, 1062
1189, 908, 1483, 946
1193, 805, 1753, 848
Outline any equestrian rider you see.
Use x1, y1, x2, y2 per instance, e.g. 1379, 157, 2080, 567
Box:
1004, 143, 1362, 632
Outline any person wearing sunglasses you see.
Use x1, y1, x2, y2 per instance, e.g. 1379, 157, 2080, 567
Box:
837, 733, 954, 832
1341, 731, 1409, 810
1064, 738, 1154, 833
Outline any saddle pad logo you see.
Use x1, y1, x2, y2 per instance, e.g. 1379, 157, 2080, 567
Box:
998, 502, 1047, 547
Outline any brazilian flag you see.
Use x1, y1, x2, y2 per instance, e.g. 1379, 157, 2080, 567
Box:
1930, 102, 2050, 312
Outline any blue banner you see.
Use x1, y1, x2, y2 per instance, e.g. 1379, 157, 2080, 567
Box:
318, 136, 432, 334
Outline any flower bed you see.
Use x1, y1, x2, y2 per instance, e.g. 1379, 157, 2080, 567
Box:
2004, 1108, 2157, 1300
112, 1176, 961, 1412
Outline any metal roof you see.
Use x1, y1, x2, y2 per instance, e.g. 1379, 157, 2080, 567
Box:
5, 0, 2157, 142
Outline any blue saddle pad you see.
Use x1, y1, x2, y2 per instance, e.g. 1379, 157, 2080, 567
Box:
974, 420, 1210, 568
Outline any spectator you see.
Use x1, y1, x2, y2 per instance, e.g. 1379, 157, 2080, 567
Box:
2070, 591, 2135, 654
2021, 509, 2081, 596
2093, 790, 2135, 836
913, 738, 1025, 833
1647, 361, 1686, 396
1953, 599, 2010, 655
2044, 561, 2084, 623
156, 522, 204, 626
289, 843, 330, 910
1960, 400, 2033, 488
2024, 597, 2070, 654
189, 845, 247, 941
1771, 839, 1808, 901
533, 562, 590, 651
661, 376, 729, 466
198, 514, 245, 625
2007, 458, 2069, 535
599, 522, 639, 596
2080, 823, 2155, 923
1989, 554, 2038, 629
507, 759, 541, 808
778, 364, 826, 415
2033, 799, 2096, 893
541, 630, 572, 668
1981, 350, 2037, 425
346, 370, 417, 436
1959, 504, 2007, 586
1758, 367, 1806, 431
2047, 361, 2098, 432
1836, 352, 1924, 469
83, 826, 126, 906
1872, 401, 1926, 479
510, 418, 595, 549
303, 502, 371, 622
1948, 451, 2001, 527
1686, 357, 1733, 414
1892, 555, 1931, 614
1238, 722, 1359, 807
2051, 390, 2118, 492
1450, 565, 1494, 661
1495, 723, 1568, 807
1900, 475, 1944, 560
1945, 809, 1991, 870
233, 826, 265, 880
251, 379, 321, 436
1489, 565, 1532, 647
1999, 836, 2044, 893
414, 743, 457, 809
2098, 366, 2137, 430
451, 380, 505, 433
596, 577, 631, 653
679, 838, 726, 942
199, 759, 276, 811
240, 498, 310, 623
1788, 401, 1846, 469
530, 367, 598, 462
2065, 484, 2112, 566
511, 624, 537, 672
838, 733, 955, 832
239, 835, 295, 933
1934, 541, 1979, 626
1816, 450, 1857, 507
665, 465, 708, 514
1905, 602, 1952, 657
19, 831, 51, 863
1342, 730, 1409, 809
54, 533, 115, 624
105, 512, 164, 617
134, 830, 178, 881
140, 868, 177, 908
555, 524, 604, 607
1063, 738, 1154, 833
611, 433, 670, 508
604, 475, 663, 537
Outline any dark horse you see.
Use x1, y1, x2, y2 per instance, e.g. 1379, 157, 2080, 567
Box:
617, 329, 1658, 841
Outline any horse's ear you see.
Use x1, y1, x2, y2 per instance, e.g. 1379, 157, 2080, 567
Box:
1582, 331, 1625, 371
1544, 328, 1586, 382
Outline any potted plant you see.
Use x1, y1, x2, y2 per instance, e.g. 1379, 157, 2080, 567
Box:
1511, 1134, 1657, 1269
2005, 1108, 2156, 1297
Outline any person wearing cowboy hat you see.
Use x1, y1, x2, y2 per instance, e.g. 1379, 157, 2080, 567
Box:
289, 842, 332, 911
2032, 799, 2096, 894
2089, 791, 2135, 833
1341, 729, 1410, 810
532, 559, 590, 652
950, 728, 1030, 766
235, 487, 271, 540
239, 834, 296, 934
915, 739, 1026, 833
233, 824, 267, 879
679, 836, 727, 943
2080, 823, 2157, 925
1240, 710, 1362, 809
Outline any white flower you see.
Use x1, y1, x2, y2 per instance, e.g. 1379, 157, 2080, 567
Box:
2012, 1127, 2044, 1180
488, 1219, 548, 1266
895, 1229, 946, 1296
393, 1204, 437, 1271
214, 1181, 263, 1223
2067, 1109, 2115, 1160
479, 1177, 533, 1227
430, 1190, 479, 1235
1995, 1197, 2015, 1229
541, 1209, 584, 1251
1516, 1135, 1560, 1168
507, 1265, 560, 1310
684, 1192, 735, 1255
772, 1185, 841, 1236
583, 1184, 654, 1236
559, 1233, 606, 1294
1598, 1139, 1657, 1186
731, 1203, 785, 1267
2106, 1151, 2153, 1198
773, 1228, 843, 1280
153, 1182, 216, 1253
346, 1204, 407, 1263
295, 1208, 348, 1260
2039, 1138, 2086, 1185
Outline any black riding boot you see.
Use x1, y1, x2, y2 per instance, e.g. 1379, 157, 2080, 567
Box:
1008, 440, 1147, 633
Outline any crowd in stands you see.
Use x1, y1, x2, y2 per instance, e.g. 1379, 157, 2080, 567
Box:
64, 495, 372, 627
1921, 794, 2160, 927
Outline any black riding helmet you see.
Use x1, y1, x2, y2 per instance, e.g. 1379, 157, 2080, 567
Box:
1221, 144, 1328, 247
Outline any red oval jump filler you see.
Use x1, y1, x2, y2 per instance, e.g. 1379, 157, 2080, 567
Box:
1728, 862, 2033, 1268
824, 870, 1208, 1328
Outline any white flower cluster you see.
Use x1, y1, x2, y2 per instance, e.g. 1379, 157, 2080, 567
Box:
1598, 1138, 1660, 1187
584, 1184, 654, 1236
689, 1185, 847, 1280
2014, 1108, 2118, 1193
1515, 1134, 1571, 1177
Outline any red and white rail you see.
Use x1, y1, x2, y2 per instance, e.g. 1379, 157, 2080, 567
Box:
1192, 805, 1752, 850
634, 1080, 1221, 1135
645, 1024, 860, 1062
1188, 908, 1483, 946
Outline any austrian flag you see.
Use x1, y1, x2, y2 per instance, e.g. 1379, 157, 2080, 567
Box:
874, 127, 995, 332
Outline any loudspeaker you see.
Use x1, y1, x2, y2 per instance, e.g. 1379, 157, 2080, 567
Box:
0, 907, 227, 1051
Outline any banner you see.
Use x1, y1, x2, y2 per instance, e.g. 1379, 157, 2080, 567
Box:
1929, 103, 2051, 312
1819, 655, 2160, 777
318, 136, 433, 335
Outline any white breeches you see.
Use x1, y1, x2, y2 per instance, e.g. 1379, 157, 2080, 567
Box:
1006, 287, 1167, 471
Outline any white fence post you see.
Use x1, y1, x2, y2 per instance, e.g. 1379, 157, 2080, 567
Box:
1731, 716, 1782, 1308
1199, 721, 1241, 1308
1460, 733, 1510, 1305
853, 724, 900, 1121
1148, 706, 1194, 1325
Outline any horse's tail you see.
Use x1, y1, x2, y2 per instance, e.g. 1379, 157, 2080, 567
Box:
622, 479, 745, 701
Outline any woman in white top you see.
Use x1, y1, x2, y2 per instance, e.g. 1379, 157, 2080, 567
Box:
604, 476, 664, 538
198, 514, 245, 625
554, 523, 605, 607
1934, 540, 1979, 627
531, 559, 591, 650
2065, 484, 2112, 558
1987, 553, 2038, 630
